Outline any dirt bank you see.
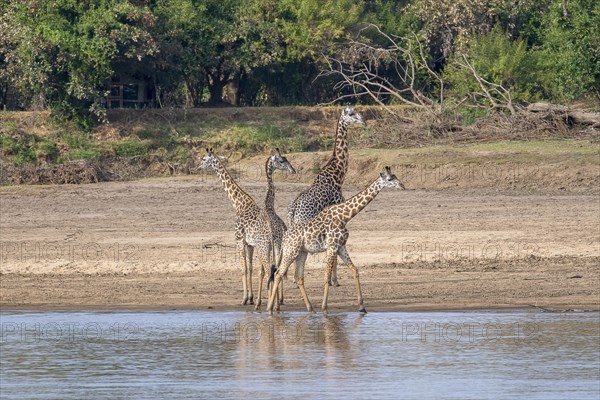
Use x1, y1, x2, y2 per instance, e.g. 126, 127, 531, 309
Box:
1, 176, 598, 312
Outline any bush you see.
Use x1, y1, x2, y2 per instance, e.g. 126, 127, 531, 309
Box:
443, 26, 541, 104
0, 134, 36, 164
112, 138, 150, 157
64, 148, 102, 161
63, 132, 92, 149
38, 139, 58, 162
536, 0, 600, 100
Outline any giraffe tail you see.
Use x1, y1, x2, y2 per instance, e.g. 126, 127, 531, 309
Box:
267, 264, 277, 290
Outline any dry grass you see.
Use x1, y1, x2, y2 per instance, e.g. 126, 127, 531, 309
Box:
1, 106, 598, 186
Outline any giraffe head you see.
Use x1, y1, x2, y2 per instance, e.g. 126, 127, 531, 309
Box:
198, 148, 218, 170
341, 105, 365, 126
379, 166, 406, 189
270, 148, 296, 174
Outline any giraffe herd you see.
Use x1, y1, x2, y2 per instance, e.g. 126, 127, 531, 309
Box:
199, 106, 405, 314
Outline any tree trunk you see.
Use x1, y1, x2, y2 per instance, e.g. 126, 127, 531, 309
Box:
207, 75, 226, 106
0, 86, 7, 110
226, 79, 239, 106
527, 103, 600, 126
226, 70, 245, 106
185, 80, 204, 107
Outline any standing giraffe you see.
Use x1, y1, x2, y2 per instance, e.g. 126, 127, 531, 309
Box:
199, 148, 291, 309
264, 148, 296, 304
287, 105, 365, 286
267, 167, 405, 314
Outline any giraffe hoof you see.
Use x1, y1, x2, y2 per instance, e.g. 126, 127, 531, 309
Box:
359, 307, 367, 314
241, 299, 248, 306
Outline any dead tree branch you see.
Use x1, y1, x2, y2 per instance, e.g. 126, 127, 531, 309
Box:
527, 103, 600, 126
319, 23, 524, 127
317, 24, 444, 123
455, 54, 516, 115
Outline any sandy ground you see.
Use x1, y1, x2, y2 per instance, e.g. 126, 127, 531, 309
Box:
1, 175, 599, 312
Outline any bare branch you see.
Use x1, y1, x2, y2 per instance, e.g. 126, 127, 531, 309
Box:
456, 54, 515, 115
320, 30, 443, 122
320, 23, 520, 130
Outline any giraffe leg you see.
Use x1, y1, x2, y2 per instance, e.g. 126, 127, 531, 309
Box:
273, 282, 281, 312
245, 245, 254, 305
330, 261, 340, 287
322, 249, 337, 314
275, 243, 284, 305
292, 251, 307, 289
266, 273, 284, 314
255, 250, 270, 310
338, 245, 366, 313
294, 252, 314, 312
278, 279, 284, 305
273, 279, 281, 312
267, 254, 293, 313
238, 240, 249, 305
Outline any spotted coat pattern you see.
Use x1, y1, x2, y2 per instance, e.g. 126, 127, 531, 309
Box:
199, 149, 274, 309
264, 149, 296, 303
287, 106, 365, 226
264, 149, 296, 264
287, 106, 364, 286
267, 167, 405, 314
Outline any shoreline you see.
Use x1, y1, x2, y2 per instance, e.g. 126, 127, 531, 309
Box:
2, 264, 598, 314
2, 303, 599, 314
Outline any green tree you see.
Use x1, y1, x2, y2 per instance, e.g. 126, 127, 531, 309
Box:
0, 4, 28, 109
362, 0, 420, 39
443, 26, 540, 104
152, 0, 211, 106
6, 0, 157, 124
246, 0, 367, 105
154, 0, 286, 106
279, 0, 365, 59
536, 0, 600, 100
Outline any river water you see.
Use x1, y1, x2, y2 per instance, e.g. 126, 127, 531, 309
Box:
1, 310, 598, 399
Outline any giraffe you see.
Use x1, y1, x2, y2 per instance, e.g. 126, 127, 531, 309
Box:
287, 105, 365, 286
199, 148, 291, 309
264, 148, 296, 304
267, 166, 405, 314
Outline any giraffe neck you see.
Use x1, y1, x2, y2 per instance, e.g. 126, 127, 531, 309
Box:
213, 158, 255, 214
321, 117, 349, 185
264, 158, 276, 214
336, 177, 384, 223
263, 158, 278, 266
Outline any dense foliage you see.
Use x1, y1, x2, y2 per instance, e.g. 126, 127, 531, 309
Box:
0, 0, 598, 122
